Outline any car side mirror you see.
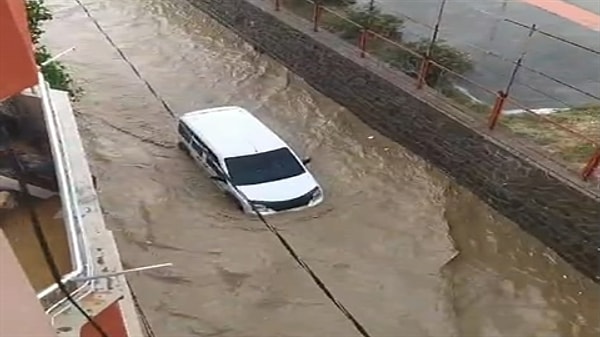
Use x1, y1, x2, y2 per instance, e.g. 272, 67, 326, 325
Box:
210, 175, 226, 183
302, 157, 311, 165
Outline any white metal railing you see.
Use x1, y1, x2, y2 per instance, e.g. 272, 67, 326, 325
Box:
34, 72, 94, 312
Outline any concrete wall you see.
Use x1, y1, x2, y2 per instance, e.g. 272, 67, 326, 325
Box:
189, 0, 600, 281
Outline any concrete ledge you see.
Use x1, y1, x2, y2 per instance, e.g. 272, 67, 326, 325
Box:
189, 0, 600, 281
46, 89, 143, 337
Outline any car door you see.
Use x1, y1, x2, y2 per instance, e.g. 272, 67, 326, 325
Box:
191, 139, 228, 188
189, 138, 207, 168
179, 122, 205, 164
178, 122, 194, 151
205, 151, 230, 192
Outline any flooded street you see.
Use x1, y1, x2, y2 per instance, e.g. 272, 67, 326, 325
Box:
42, 0, 599, 336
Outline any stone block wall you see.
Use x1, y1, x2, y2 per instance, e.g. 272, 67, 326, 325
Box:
189, 0, 600, 281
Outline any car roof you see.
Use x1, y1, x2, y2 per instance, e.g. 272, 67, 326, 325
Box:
179, 106, 288, 159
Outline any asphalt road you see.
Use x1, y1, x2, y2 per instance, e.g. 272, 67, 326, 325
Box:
360, 0, 600, 108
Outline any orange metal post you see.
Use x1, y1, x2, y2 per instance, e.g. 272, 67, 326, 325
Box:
358, 29, 368, 58
274, 0, 280, 11
313, 3, 322, 32
416, 58, 431, 89
80, 301, 128, 337
581, 149, 600, 181
488, 91, 508, 130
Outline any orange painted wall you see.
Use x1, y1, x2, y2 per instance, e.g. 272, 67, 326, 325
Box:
0, 231, 58, 337
0, 0, 38, 101
80, 301, 129, 337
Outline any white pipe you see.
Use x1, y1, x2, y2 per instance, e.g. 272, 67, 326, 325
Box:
39, 47, 75, 67
35, 72, 89, 301
44, 78, 89, 273
71, 263, 174, 282
36, 74, 82, 279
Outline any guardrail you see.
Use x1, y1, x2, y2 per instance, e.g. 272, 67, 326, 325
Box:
271, 0, 600, 182
35, 71, 94, 313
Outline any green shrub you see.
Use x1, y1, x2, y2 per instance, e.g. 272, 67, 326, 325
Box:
35, 45, 78, 95
25, 0, 52, 45
25, 0, 79, 98
319, 0, 356, 5
384, 38, 473, 87
334, 5, 403, 40
285, 0, 355, 8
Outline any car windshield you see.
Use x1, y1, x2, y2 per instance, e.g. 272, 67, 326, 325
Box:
225, 148, 305, 186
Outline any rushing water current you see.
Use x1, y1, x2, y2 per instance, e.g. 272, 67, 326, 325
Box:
43, 0, 599, 336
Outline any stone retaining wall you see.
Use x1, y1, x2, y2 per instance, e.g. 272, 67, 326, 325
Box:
189, 0, 600, 281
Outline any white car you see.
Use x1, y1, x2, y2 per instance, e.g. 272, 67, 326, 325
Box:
177, 106, 324, 215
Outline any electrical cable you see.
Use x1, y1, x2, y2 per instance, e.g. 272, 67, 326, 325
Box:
438, 33, 600, 102
0, 127, 111, 337
72, 0, 175, 120
501, 17, 600, 56
236, 188, 373, 337
468, 7, 600, 56
126, 279, 156, 337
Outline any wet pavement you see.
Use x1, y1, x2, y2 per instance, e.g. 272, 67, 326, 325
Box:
43, 0, 600, 336
358, 0, 600, 108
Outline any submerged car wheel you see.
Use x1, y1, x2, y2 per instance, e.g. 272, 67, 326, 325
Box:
177, 141, 189, 155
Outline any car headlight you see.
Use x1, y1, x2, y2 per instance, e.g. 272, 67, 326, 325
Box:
251, 202, 268, 212
311, 187, 322, 200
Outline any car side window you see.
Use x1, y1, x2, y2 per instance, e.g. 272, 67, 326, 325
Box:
178, 122, 192, 142
191, 137, 221, 168
191, 140, 204, 156
207, 160, 221, 173
204, 149, 221, 172
209, 158, 222, 172
192, 136, 209, 154
206, 151, 218, 164
182, 128, 223, 174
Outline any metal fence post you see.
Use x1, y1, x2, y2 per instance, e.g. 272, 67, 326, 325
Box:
417, 0, 447, 89
489, 23, 537, 128
313, 1, 322, 32
416, 58, 431, 89
488, 91, 508, 130
359, 29, 368, 58
506, 24, 537, 95
582, 149, 600, 181
358, 0, 376, 58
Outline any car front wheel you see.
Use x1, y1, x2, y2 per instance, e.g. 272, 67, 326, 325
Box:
177, 141, 189, 155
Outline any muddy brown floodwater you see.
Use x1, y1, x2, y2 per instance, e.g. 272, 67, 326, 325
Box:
43, 0, 599, 336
